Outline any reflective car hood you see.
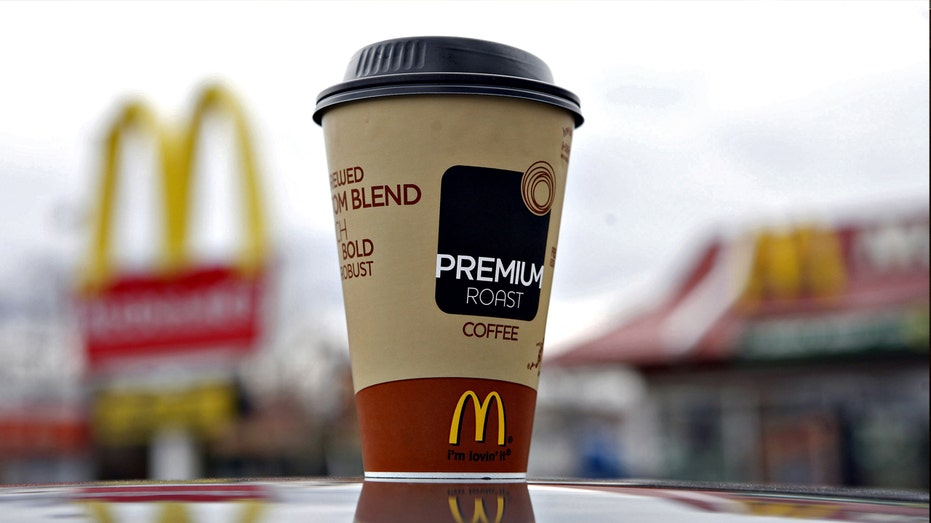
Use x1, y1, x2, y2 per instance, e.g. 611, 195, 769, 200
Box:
1, 478, 927, 523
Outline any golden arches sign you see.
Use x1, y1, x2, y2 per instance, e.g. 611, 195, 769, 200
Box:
448, 391, 507, 446
75, 84, 270, 370
81, 83, 268, 290
741, 225, 847, 305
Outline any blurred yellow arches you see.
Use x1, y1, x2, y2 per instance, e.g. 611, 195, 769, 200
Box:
80, 84, 267, 291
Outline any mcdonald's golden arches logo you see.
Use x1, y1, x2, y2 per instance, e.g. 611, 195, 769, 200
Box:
447, 495, 506, 523
449, 391, 506, 446
741, 225, 847, 305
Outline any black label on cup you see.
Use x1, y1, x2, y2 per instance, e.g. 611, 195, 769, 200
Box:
435, 163, 554, 321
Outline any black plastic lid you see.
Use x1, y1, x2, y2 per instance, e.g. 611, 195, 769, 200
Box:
313, 36, 583, 127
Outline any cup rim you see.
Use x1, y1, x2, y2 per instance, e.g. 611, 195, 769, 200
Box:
313, 72, 583, 126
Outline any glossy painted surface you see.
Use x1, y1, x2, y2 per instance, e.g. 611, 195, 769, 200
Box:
0, 478, 927, 522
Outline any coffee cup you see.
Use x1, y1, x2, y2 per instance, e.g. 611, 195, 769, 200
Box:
314, 36, 582, 479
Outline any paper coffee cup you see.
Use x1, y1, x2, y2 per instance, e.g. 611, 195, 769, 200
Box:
314, 36, 582, 479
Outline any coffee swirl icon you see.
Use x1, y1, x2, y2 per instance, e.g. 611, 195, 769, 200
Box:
521, 161, 555, 216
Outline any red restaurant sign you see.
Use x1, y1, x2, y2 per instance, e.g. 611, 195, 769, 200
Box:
551, 210, 929, 367
75, 86, 269, 373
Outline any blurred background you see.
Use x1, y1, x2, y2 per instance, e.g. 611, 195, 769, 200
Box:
0, 1, 927, 489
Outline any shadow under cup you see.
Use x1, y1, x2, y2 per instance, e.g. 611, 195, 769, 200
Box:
315, 37, 583, 479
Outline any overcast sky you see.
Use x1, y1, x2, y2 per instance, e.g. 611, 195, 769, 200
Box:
0, 1, 928, 350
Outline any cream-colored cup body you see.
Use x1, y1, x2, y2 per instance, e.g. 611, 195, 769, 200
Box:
322, 94, 575, 478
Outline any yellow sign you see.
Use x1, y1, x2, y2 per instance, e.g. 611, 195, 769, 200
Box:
80, 83, 268, 290
448, 495, 505, 523
448, 391, 506, 446
742, 225, 847, 305
76, 83, 271, 372
92, 382, 234, 445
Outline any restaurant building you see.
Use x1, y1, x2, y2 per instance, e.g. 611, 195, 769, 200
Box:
541, 207, 929, 489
